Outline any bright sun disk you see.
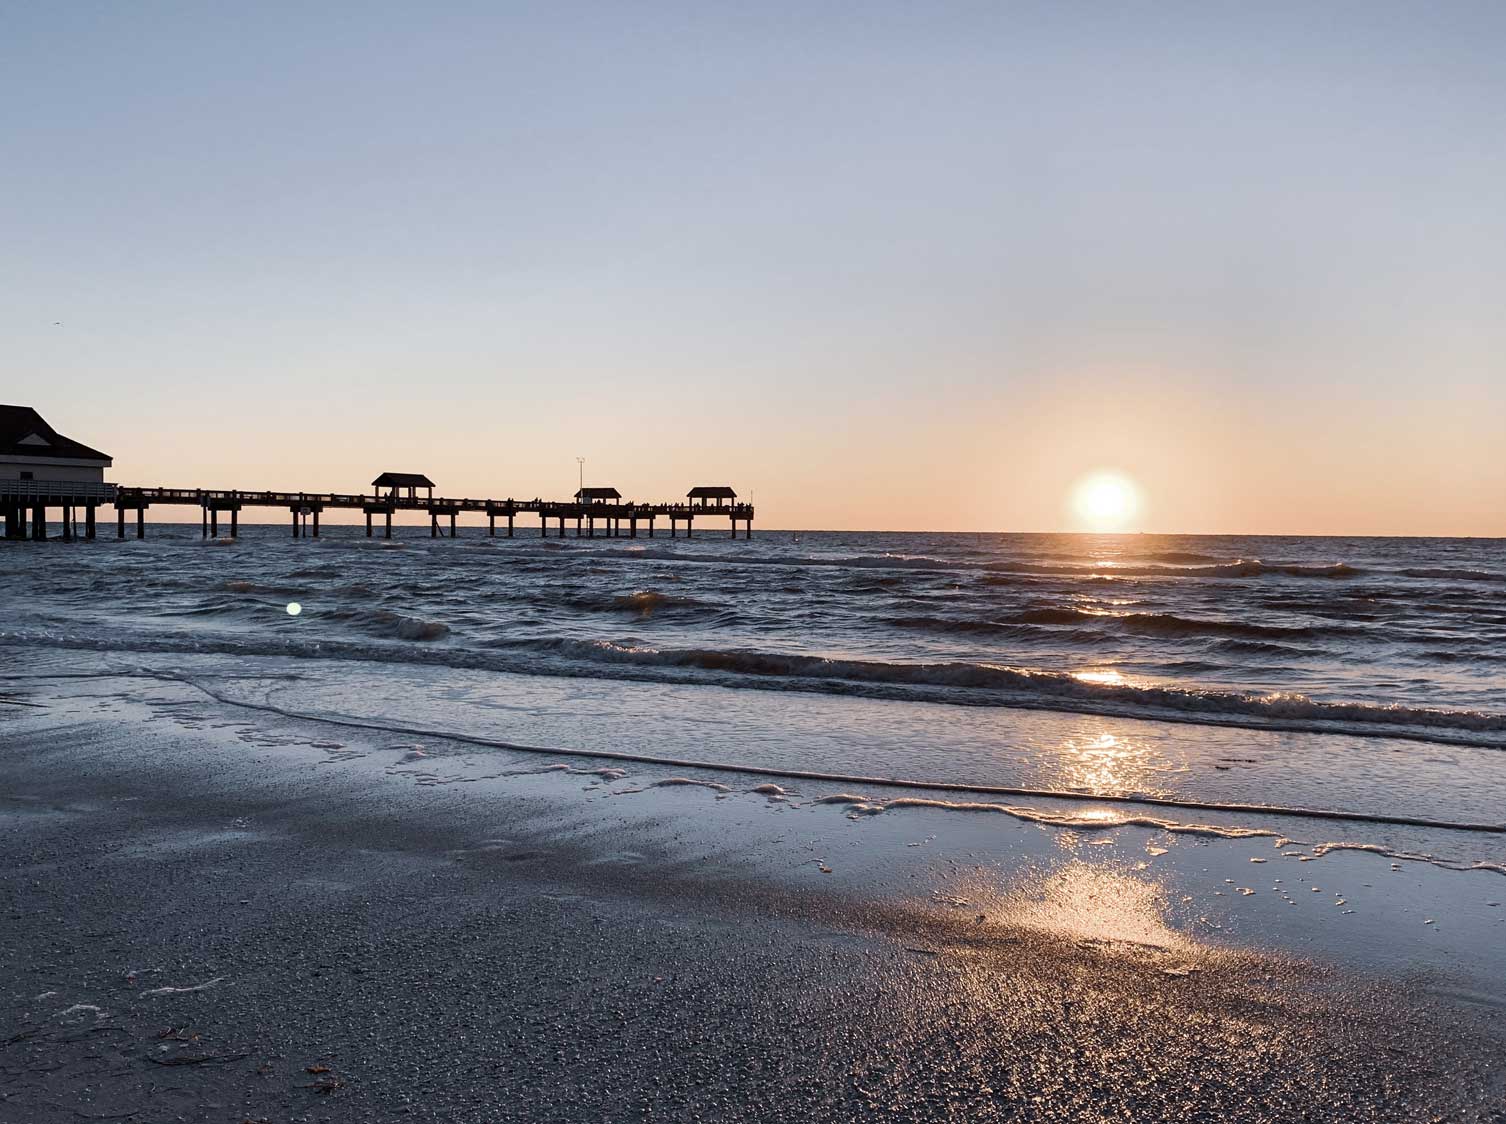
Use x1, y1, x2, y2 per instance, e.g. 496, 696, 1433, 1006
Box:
1071, 471, 1141, 531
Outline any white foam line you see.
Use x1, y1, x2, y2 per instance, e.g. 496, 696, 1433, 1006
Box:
159, 671, 1506, 837
141, 976, 224, 997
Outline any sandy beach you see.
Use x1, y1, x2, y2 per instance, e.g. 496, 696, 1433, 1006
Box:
3, 655, 1503, 1123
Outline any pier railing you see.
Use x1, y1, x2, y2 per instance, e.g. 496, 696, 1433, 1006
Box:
0, 480, 118, 502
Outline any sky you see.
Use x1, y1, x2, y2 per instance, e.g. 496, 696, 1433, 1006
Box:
3, 1, 1504, 534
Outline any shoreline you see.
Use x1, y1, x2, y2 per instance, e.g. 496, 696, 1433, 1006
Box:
3, 659, 1505, 1121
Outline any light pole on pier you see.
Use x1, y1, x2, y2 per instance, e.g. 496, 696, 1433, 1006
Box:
576, 457, 585, 494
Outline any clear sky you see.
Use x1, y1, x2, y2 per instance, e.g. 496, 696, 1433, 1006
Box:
4, 2, 1503, 534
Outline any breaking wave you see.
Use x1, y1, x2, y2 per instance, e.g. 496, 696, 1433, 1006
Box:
9, 623, 1504, 748
512, 638, 1506, 746
590, 547, 1367, 580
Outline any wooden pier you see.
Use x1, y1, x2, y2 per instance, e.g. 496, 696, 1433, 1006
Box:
2, 480, 753, 541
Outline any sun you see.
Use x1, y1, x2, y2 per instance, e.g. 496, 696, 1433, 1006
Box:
1071, 470, 1141, 531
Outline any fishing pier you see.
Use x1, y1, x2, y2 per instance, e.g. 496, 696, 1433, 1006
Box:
112, 479, 752, 540
1, 406, 753, 544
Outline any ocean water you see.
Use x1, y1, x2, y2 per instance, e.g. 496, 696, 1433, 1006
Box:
4, 526, 1505, 868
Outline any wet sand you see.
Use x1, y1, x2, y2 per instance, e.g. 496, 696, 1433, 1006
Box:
2, 666, 1504, 1122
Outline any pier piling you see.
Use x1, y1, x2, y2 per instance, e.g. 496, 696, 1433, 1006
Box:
15, 485, 752, 549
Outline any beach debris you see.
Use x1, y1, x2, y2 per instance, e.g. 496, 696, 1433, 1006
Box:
1237, 888, 1256, 896
1424, 918, 1436, 925
148, 1051, 249, 1066
141, 976, 224, 997
1146, 845, 1169, 856
306, 1064, 331, 1074
819, 865, 833, 874
56, 1003, 108, 1022
1249, 857, 1267, 863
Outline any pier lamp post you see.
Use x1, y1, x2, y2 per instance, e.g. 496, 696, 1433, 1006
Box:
576, 457, 585, 493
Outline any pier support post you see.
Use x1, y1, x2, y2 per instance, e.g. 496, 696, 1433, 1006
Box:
202, 506, 208, 538
366, 512, 373, 538
86, 504, 96, 540
630, 516, 637, 538
540, 516, 548, 538
686, 517, 693, 539
508, 512, 514, 537
60, 505, 71, 542
588, 516, 594, 538
670, 517, 676, 539
136, 507, 145, 539
431, 513, 438, 538
117, 507, 125, 539
648, 517, 654, 538
292, 510, 299, 538
32, 505, 46, 540
230, 509, 238, 538
558, 516, 566, 538
385, 511, 392, 539
312, 510, 320, 538
210, 509, 219, 537
489, 513, 495, 537
449, 512, 456, 538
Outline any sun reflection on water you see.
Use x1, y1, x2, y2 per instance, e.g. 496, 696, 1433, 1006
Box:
1057, 730, 1170, 798
998, 861, 1192, 953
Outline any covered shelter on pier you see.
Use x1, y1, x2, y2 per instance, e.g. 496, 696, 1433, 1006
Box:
687, 485, 737, 508
575, 486, 622, 504
372, 472, 434, 503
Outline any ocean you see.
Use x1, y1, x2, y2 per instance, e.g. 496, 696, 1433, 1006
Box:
4, 526, 1505, 872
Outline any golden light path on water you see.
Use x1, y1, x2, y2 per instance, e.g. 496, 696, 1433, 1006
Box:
1058, 731, 1170, 799
995, 862, 1194, 953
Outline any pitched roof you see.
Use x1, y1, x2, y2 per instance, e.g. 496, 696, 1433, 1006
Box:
575, 486, 622, 500
687, 485, 737, 499
0, 405, 111, 462
372, 472, 434, 487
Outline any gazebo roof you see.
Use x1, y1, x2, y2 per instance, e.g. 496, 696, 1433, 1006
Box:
687, 485, 737, 499
372, 472, 434, 488
575, 486, 622, 500
0, 405, 111, 463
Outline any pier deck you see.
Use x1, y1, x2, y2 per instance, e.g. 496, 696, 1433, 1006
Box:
0, 481, 752, 541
